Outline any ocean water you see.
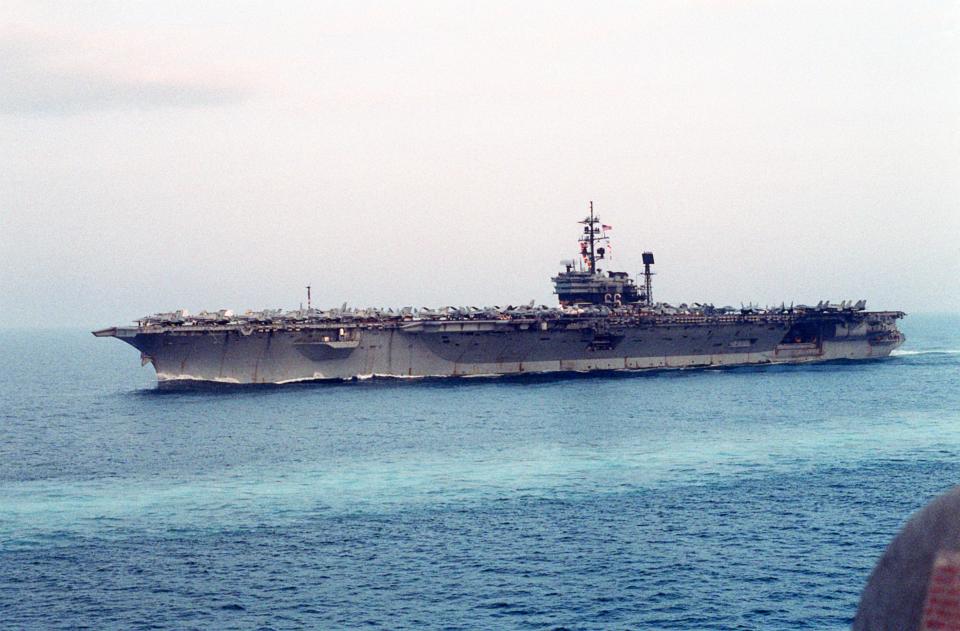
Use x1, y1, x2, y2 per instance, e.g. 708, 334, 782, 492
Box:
1, 315, 958, 630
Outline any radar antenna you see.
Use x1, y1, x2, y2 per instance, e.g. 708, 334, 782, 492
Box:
641, 252, 655, 306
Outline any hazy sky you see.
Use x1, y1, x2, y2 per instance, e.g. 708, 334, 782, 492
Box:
1, 1, 958, 327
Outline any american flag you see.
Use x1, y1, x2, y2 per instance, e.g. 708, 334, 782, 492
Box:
602, 224, 613, 231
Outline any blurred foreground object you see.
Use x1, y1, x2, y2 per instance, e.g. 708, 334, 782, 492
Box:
855, 486, 960, 630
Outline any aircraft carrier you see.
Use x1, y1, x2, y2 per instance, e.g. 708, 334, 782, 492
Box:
94, 204, 905, 384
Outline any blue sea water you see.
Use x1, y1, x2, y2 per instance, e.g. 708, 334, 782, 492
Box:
1, 315, 958, 630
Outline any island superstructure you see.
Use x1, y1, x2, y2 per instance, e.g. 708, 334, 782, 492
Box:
94, 203, 905, 384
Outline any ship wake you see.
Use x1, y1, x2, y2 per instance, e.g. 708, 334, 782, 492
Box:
891, 349, 960, 357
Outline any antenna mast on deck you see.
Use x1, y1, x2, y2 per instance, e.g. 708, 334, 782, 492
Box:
578, 201, 609, 274
641, 252, 655, 306
306, 285, 312, 310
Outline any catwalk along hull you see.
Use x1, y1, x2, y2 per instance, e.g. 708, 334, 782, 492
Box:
95, 312, 904, 384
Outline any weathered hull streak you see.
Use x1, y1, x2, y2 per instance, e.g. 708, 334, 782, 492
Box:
95, 312, 904, 384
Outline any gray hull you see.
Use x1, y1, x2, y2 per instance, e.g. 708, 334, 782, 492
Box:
97, 313, 905, 384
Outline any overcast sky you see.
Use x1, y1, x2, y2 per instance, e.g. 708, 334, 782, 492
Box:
1, 1, 957, 327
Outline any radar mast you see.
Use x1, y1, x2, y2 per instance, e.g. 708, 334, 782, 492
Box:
578, 201, 610, 274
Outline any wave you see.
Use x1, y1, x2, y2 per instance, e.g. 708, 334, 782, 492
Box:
156, 372, 241, 384
891, 349, 960, 357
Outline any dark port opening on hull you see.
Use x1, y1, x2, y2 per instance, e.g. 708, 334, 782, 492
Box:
587, 332, 625, 351
780, 321, 827, 346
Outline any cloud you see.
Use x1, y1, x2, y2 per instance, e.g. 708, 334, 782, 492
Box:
0, 29, 248, 115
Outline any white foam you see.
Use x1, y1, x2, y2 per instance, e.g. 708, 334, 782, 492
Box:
372, 373, 451, 380
275, 374, 327, 384
156, 373, 241, 384
276, 373, 444, 384
891, 349, 960, 357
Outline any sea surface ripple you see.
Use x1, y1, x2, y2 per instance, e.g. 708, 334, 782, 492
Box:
1, 314, 958, 629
